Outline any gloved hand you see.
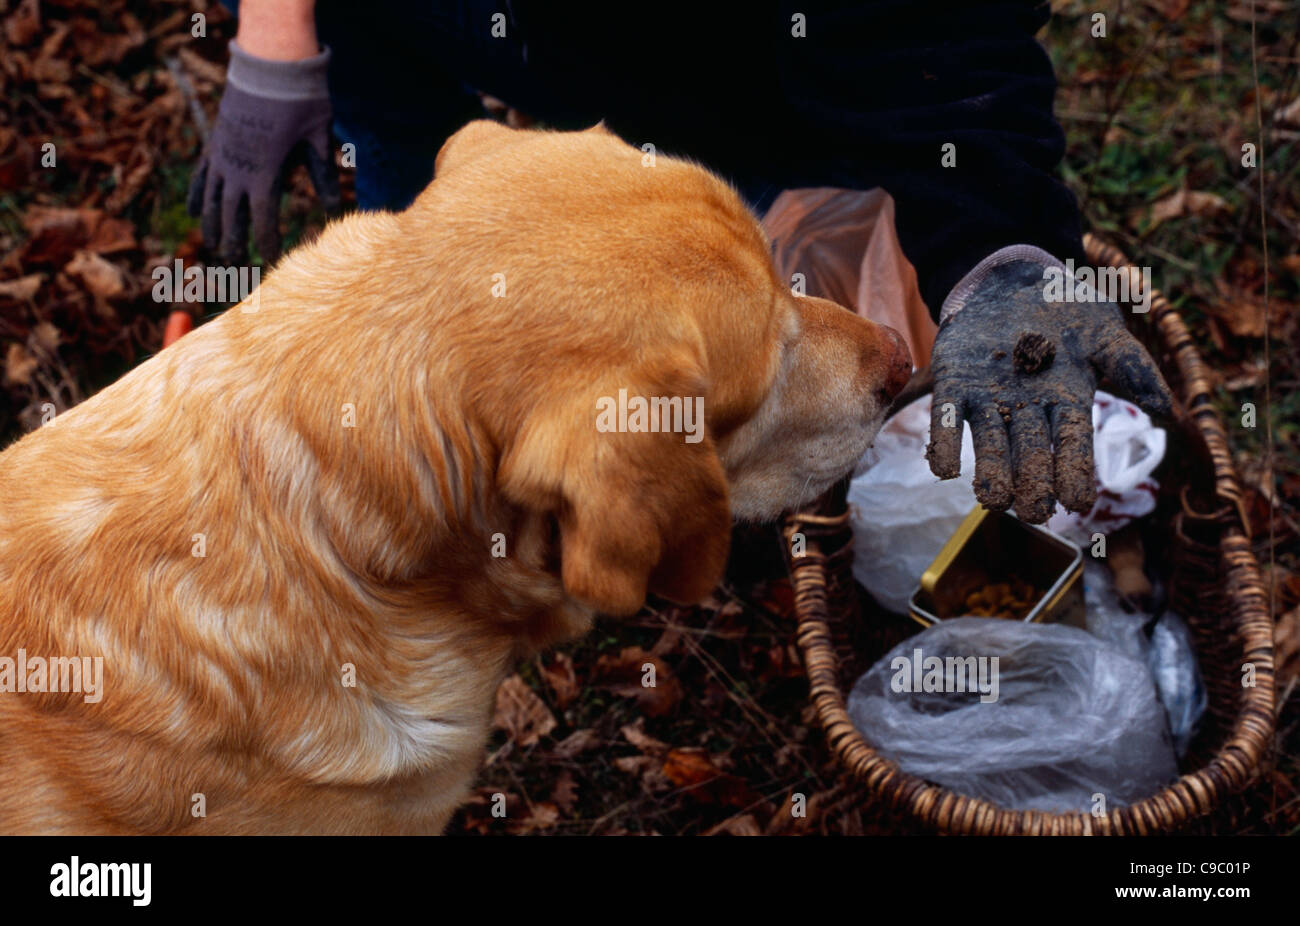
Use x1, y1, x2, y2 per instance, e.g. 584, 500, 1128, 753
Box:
187, 41, 339, 264
926, 245, 1173, 524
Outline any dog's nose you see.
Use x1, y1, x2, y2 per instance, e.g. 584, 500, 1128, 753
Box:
879, 325, 913, 400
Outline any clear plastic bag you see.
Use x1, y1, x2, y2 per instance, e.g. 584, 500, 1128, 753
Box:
847, 396, 976, 613
1080, 561, 1206, 757
847, 617, 1180, 812
1149, 612, 1206, 757
850, 391, 1169, 617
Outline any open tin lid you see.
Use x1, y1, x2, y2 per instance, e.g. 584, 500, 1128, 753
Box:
908, 506, 1084, 627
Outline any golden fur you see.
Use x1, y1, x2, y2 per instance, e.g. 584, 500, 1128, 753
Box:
0, 122, 910, 834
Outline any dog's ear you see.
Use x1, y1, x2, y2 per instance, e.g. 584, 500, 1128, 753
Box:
434, 119, 520, 177
500, 359, 731, 617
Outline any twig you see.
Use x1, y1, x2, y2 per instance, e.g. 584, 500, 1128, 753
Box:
165, 56, 211, 146
74, 62, 131, 98
1250, 0, 1277, 637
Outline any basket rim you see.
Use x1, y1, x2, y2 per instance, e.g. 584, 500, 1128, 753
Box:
785, 234, 1277, 835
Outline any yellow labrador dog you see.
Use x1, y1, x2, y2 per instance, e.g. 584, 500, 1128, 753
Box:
0, 121, 910, 834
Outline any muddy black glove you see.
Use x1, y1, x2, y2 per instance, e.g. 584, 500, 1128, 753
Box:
926, 246, 1173, 524
187, 41, 339, 264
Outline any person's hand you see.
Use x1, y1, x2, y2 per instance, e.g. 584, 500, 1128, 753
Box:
187, 41, 339, 264
925, 246, 1173, 524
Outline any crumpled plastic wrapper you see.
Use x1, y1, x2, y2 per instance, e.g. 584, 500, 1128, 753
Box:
1047, 392, 1165, 546
847, 394, 976, 614
763, 186, 936, 367
849, 391, 1164, 616
847, 617, 1180, 813
1080, 560, 1206, 757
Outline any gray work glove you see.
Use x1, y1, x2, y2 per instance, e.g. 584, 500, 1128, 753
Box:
926, 245, 1174, 524
187, 41, 339, 264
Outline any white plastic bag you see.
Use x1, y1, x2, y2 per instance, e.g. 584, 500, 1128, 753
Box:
850, 391, 1166, 613
848, 396, 976, 613
1047, 392, 1165, 545
846, 617, 1180, 812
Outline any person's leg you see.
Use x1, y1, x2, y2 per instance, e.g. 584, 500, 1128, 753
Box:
314, 1, 486, 211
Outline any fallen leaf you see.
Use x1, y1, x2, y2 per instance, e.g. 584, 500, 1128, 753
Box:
707, 596, 748, 640
760, 579, 796, 616
69, 13, 145, 68
177, 46, 228, 86
457, 788, 519, 835
550, 727, 600, 758
1132, 188, 1229, 232
1277, 96, 1300, 129
620, 718, 669, 756
1225, 0, 1290, 25
1145, 0, 1190, 20
32, 322, 59, 354
551, 770, 579, 814
704, 814, 763, 836
538, 652, 578, 709
661, 748, 763, 809
4, 343, 39, 386
662, 748, 725, 789
21, 207, 97, 265
0, 130, 33, 189
0, 274, 43, 301
650, 623, 685, 656
614, 754, 660, 776
32, 53, 71, 84
492, 674, 556, 748
507, 801, 560, 835
103, 149, 156, 214
1207, 279, 1271, 338
64, 250, 125, 302
592, 646, 683, 717
765, 642, 805, 679
4, 0, 40, 46
1221, 363, 1267, 391
85, 216, 137, 255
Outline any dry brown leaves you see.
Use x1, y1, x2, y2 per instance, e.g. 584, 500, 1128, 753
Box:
537, 651, 579, 709
1208, 278, 1271, 339
1142, 0, 1191, 22
661, 748, 763, 809
492, 674, 557, 749
1129, 187, 1229, 233
591, 645, 684, 717
0, 0, 237, 437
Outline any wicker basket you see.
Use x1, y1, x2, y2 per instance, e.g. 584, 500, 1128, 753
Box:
783, 234, 1276, 835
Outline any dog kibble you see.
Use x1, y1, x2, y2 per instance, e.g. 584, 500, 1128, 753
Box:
963, 576, 1038, 620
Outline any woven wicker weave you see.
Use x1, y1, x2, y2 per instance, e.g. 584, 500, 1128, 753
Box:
783, 234, 1276, 835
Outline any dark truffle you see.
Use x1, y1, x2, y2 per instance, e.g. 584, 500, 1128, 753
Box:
1012, 332, 1055, 375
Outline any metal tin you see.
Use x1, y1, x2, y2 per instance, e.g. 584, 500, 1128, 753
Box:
908, 506, 1085, 629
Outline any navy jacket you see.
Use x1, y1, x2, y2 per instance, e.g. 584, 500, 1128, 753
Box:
317, 0, 1087, 315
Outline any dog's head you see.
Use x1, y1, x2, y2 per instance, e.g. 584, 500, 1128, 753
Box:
421, 121, 911, 615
